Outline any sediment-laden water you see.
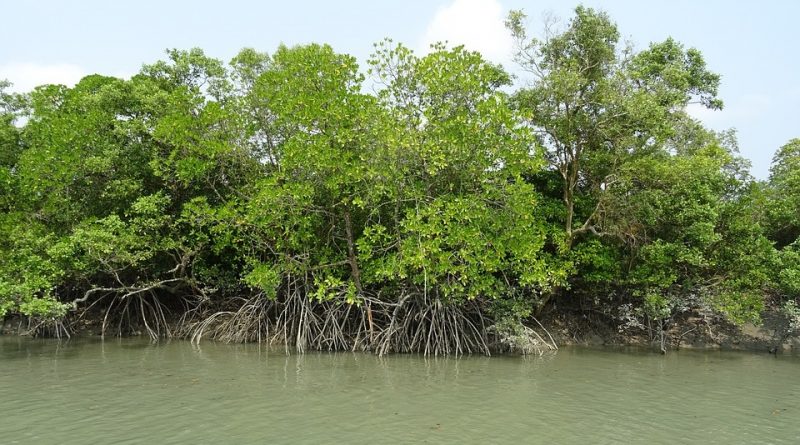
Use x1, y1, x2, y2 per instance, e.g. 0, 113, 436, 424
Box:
1, 337, 797, 444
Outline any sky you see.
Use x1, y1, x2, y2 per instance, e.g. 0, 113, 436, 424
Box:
1, 0, 797, 179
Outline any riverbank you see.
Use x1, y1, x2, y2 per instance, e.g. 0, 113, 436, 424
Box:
3, 305, 797, 355
542, 307, 800, 354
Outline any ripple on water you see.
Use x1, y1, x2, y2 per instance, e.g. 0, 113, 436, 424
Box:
1, 338, 798, 444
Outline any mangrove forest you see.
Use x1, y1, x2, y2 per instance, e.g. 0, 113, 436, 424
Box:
2, 7, 799, 354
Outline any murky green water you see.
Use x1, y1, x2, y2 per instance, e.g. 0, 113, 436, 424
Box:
1, 337, 798, 444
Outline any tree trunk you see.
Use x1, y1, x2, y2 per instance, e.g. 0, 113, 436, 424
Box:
343, 209, 363, 294
343, 208, 373, 338
564, 185, 574, 248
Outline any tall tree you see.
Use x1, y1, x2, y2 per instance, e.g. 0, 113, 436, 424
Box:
505, 7, 772, 324
363, 41, 565, 309
766, 139, 800, 304
767, 139, 800, 247
506, 6, 722, 249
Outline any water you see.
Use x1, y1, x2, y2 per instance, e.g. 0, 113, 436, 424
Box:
1, 337, 798, 444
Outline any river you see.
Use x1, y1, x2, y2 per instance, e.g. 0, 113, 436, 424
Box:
1, 337, 798, 444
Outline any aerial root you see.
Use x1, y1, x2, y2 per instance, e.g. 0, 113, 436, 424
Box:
186, 290, 558, 356
488, 315, 558, 356
47, 285, 556, 355
19, 316, 72, 339
94, 291, 188, 341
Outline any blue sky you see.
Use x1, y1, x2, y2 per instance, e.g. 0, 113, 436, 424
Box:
1, 0, 797, 179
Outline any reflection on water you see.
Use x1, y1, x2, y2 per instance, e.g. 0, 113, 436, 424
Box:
1, 337, 798, 444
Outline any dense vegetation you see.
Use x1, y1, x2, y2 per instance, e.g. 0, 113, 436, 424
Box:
1, 7, 797, 354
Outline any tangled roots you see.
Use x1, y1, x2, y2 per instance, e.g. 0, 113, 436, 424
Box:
188, 290, 557, 356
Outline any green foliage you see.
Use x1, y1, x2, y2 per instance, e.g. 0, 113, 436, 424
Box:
767, 139, 800, 247
359, 42, 565, 309
0, 220, 69, 318
762, 139, 800, 309
781, 299, 800, 333
776, 244, 800, 297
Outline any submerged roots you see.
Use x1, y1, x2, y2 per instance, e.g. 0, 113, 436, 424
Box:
77, 290, 192, 341
489, 317, 558, 356
186, 290, 557, 356
17, 316, 72, 339
48, 284, 557, 356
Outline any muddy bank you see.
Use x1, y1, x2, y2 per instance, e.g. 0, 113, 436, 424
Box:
3, 307, 798, 354
543, 308, 800, 354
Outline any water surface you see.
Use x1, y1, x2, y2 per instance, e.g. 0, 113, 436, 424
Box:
1, 337, 798, 444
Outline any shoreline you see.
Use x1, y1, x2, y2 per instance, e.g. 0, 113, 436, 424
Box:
4, 307, 797, 355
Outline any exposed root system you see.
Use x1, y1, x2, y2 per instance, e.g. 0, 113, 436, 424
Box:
187, 288, 557, 356
79, 289, 193, 341
23, 282, 558, 356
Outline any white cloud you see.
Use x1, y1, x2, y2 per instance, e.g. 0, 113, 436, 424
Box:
419, 0, 513, 65
0, 63, 86, 92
